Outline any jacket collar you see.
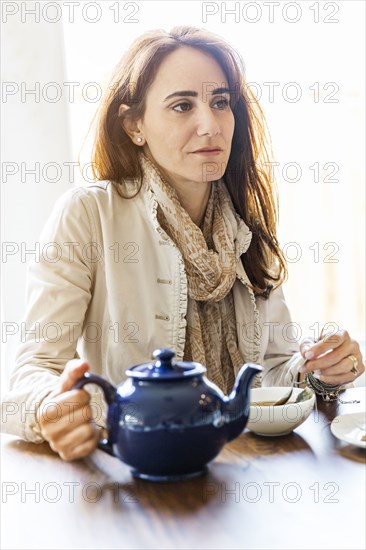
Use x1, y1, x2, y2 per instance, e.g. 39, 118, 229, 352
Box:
138, 152, 253, 256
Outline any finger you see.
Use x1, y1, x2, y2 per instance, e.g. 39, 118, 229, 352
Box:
312, 354, 360, 377
302, 329, 350, 361
41, 403, 93, 439
59, 360, 91, 394
44, 388, 91, 411
39, 390, 91, 428
299, 339, 361, 374
58, 427, 101, 462
299, 338, 316, 358
311, 351, 364, 385
302, 341, 356, 372
49, 422, 98, 455
312, 370, 357, 386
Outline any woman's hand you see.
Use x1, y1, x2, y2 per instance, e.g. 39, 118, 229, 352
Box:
298, 329, 365, 385
37, 359, 101, 461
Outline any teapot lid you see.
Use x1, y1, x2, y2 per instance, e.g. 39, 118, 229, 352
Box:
126, 348, 206, 380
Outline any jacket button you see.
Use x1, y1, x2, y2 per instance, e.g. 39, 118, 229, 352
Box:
157, 278, 172, 285
155, 314, 170, 321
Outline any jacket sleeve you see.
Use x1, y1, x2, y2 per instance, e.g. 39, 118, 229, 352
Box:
259, 285, 305, 386
1, 188, 96, 442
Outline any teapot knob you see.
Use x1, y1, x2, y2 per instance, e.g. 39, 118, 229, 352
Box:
153, 348, 176, 368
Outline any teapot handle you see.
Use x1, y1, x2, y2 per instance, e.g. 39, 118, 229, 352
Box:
73, 372, 117, 457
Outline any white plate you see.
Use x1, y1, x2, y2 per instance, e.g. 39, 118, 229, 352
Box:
330, 412, 366, 449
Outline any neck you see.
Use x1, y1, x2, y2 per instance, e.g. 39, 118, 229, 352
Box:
142, 152, 212, 226
172, 181, 212, 227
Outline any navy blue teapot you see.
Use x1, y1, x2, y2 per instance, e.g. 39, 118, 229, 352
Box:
73, 348, 261, 481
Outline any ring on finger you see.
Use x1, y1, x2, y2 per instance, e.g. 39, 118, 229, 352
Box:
346, 354, 359, 375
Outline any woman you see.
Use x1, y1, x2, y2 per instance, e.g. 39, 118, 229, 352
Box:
2, 26, 364, 461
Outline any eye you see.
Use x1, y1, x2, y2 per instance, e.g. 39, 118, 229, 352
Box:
172, 102, 192, 113
213, 98, 230, 110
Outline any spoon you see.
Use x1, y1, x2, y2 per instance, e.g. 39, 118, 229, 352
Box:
253, 386, 314, 407
254, 385, 295, 407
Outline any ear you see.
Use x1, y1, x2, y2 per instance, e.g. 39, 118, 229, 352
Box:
119, 104, 144, 145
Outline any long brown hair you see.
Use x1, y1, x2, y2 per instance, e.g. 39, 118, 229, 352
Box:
91, 26, 287, 296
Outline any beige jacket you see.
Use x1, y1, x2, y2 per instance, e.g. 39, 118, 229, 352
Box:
1, 176, 304, 442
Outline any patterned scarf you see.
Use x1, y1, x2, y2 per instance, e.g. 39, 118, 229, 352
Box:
140, 153, 252, 394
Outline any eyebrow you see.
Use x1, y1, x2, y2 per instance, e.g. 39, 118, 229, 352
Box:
163, 87, 233, 102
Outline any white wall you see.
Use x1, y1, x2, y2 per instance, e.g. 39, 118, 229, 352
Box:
1, 16, 72, 387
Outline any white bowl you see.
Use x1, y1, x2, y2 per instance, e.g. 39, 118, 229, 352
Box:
247, 387, 315, 436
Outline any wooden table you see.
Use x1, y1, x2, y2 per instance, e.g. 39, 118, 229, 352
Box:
1, 388, 365, 550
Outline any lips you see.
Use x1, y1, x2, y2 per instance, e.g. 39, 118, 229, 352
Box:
192, 147, 223, 153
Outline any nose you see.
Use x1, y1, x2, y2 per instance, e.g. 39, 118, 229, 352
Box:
195, 105, 221, 137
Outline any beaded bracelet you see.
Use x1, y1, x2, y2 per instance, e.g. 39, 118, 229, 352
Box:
305, 372, 342, 402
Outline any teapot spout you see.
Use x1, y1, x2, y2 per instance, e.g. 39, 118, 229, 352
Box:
222, 363, 262, 442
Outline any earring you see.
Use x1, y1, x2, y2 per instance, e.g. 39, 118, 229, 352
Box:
136, 137, 143, 144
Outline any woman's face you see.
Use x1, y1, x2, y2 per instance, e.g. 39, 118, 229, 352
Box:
136, 46, 235, 188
